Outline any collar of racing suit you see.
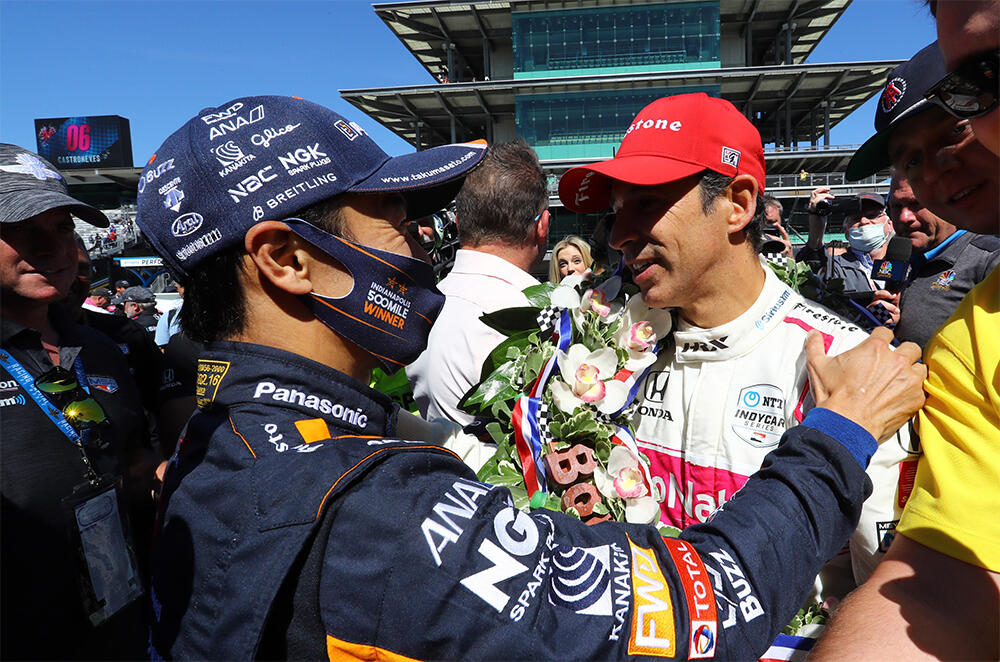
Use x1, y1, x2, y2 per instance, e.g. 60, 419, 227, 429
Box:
195, 340, 400, 443
671, 261, 797, 364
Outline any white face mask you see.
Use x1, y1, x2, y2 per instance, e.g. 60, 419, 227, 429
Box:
847, 223, 888, 253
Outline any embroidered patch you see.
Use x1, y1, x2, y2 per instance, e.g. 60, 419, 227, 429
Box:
89, 376, 119, 393
931, 269, 956, 290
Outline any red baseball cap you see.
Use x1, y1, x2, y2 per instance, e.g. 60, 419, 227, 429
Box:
558, 93, 766, 213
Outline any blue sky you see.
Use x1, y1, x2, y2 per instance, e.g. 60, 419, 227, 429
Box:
1, 0, 936, 162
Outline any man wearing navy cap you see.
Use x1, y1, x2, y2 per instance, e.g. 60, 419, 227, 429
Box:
845, 41, 998, 235
813, 33, 1000, 662
0, 144, 152, 659
143, 95, 925, 660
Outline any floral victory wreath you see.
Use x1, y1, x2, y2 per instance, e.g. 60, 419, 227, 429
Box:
459, 270, 677, 531
458, 259, 846, 636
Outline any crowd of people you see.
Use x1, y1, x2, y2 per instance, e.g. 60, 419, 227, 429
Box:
0, 2, 996, 659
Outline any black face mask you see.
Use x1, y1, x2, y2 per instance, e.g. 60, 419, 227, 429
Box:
283, 218, 445, 374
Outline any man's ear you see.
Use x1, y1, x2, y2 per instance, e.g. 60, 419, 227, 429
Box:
244, 221, 314, 295
726, 174, 759, 234
535, 209, 551, 245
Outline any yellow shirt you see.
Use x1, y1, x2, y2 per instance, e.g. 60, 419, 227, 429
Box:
897, 265, 1000, 571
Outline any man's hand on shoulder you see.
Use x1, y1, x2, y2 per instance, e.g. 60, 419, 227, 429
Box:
804, 327, 925, 442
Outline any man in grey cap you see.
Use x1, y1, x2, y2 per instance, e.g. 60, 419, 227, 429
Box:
121, 285, 160, 334
0, 143, 153, 659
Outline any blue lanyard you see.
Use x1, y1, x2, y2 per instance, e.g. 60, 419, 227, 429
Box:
0, 350, 92, 448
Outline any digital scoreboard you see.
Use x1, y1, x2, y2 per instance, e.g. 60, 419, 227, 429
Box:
34, 115, 133, 169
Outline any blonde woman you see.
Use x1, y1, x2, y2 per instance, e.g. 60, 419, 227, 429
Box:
549, 235, 594, 282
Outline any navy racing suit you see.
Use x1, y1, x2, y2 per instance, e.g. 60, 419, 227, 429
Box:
150, 341, 876, 661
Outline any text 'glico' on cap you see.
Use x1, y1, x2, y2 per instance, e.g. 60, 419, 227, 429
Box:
0, 143, 109, 228
846, 42, 947, 182
136, 95, 487, 278
558, 93, 766, 213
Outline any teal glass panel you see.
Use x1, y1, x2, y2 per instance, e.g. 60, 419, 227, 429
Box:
516, 86, 720, 161
513, 2, 720, 79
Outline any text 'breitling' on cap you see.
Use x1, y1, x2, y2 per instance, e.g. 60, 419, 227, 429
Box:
136, 95, 488, 278
846, 42, 948, 181
558, 93, 766, 213
0, 143, 109, 227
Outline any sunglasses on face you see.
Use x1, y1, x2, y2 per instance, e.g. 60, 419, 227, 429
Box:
924, 49, 999, 120
34, 366, 108, 430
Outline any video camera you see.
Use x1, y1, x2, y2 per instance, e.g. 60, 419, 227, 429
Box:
813, 197, 863, 217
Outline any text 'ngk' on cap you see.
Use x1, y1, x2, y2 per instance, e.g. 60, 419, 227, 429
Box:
136, 95, 487, 278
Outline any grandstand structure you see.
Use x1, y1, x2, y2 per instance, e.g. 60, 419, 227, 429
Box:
341, 0, 900, 241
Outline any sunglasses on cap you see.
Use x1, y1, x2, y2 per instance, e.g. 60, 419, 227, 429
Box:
924, 48, 999, 120
34, 366, 108, 430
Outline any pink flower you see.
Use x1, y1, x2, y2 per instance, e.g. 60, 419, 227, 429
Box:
613, 465, 646, 498
617, 296, 672, 371
627, 321, 657, 351
550, 345, 628, 415
582, 289, 612, 317
595, 446, 660, 524
573, 363, 606, 402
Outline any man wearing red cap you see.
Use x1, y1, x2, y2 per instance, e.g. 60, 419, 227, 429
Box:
559, 94, 912, 606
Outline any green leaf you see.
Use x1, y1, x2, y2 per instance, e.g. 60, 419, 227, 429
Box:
594, 437, 613, 464
480, 307, 544, 336
490, 399, 514, 423
544, 492, 563, 511
486, 421, 508, 446
592, 500, 609, 515
522, 282, 558, 308
558, 408, 611, 445
524, 347, 547, 380
509, 485, 530, 510
479, 331, 534, 381
548, 420, 563, 439
460, 358, 522, 415
490, 471, 527, 488
657, 524, 682, 539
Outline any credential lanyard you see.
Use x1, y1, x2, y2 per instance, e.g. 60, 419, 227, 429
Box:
0, 350, 93, 448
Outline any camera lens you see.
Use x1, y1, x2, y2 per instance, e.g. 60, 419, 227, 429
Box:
815, 199, 832, 215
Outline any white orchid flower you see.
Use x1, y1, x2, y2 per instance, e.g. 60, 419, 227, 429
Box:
551, 274, 623, 313
549, 344, 629, 415
617, 295, 672, 371
594, 446, 660, 524
550, 274, 586, 309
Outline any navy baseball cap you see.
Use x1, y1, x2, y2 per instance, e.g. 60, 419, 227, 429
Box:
846, 42, 948, 181
0, 143, 109, 227
136, 95, 487, 277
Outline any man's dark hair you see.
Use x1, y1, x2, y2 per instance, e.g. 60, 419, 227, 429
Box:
454, 139, 547, 247
180, 196, 347, 343
698, 170, 766, 252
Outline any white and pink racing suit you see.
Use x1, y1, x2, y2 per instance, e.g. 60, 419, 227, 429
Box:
631, 264, 917, 599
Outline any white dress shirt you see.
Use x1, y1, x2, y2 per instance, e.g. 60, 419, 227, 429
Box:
407, 249, 539, 426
